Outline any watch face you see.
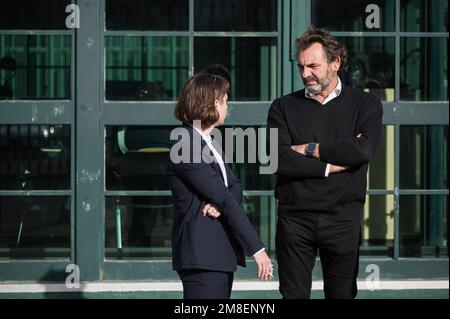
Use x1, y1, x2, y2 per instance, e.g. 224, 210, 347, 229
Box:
306, 143, 315, 153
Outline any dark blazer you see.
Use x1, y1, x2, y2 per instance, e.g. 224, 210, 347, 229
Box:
167, 125, 264, 272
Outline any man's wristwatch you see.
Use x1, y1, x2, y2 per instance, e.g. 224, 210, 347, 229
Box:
305, 143, 317, 157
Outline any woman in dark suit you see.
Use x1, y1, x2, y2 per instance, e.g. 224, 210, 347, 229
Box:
167, 73, 272, 299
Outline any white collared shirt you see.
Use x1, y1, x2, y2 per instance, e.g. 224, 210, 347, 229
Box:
192, 125, 228, 187
305, 77, 342, 105
304, 77, 343, 177
193, 125, 266, 257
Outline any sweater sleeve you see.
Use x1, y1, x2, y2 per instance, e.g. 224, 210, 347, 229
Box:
319, 94, 383, 166
267, 98, 328, 178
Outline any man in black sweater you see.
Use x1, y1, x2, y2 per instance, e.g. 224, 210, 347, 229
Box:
267, 26, 383, 299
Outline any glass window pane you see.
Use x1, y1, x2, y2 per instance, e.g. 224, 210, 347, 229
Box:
0, 35, 71, 100
242, 196, 276, 255
311, 0, 395, 32
105, 196, 173, 259
400, 195, 448, 257
401, 0, 448, 32
195, 37, 277, 101
105, 196, 274, 259
0, 0, 71, 30
194, 0, 277, 32
105, 0, 188, 31
400, 37, 448, 101
400, 126, 448, 189
0, 196, 71, 259
361, 195, 394, 257
216, 126, 275, 190
0, 125, 71, 190
105, 36, 189, 101
105, 126, 174, 190
339, 37, 395, 102
368, 126, 395, 190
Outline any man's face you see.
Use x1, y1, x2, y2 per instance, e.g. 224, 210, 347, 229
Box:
297, 42, 339, 95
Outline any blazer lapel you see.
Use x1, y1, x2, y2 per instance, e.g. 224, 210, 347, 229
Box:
210, 138, 229, 186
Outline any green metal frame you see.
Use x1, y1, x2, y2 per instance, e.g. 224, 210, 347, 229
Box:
99, 0, 283, 281
0, 8, 77, 281
0, 0, 448, 282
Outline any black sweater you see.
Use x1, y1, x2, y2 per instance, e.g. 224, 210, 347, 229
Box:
267, 85, 383, 219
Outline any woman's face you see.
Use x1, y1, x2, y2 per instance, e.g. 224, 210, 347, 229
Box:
214, 93, 228, 127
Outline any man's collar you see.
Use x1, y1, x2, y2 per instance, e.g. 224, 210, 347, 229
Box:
305, 76, 342, 100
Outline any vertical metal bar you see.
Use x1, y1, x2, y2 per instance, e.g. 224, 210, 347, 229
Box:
393, 0, 401, 261
70, 18, 76, 263
116, 199, 122, 249
26, 35, 31, 98
259, 196, 270, 247
394, 124, 400, 260
189, 0, 194, 77
277, 0, 282, 96
270, 195, 277, 253
75, 0, 102, 281
172, 37, 177, 100
231, 37, 236, 95
98, 0, 106, 273
141, 36, 146, 83
395, 0, 400, 103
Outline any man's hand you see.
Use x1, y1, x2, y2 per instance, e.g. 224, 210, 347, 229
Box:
202, 203, 221, 218
329, 164, 349, 173
252, 250, 273, 281
291, 143, 320, 159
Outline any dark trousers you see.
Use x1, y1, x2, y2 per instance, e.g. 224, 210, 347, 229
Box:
276, 211, 361, 299
177, 269, 234, 299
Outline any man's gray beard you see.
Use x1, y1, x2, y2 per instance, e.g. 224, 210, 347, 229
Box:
305, 68, 334, 95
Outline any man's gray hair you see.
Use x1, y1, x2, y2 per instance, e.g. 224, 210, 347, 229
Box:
295, 25, 348, 72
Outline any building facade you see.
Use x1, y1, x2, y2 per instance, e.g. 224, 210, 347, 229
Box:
0, 0, 448, 288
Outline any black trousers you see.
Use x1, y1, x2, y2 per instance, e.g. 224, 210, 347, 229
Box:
276, 211, 361, 299
177, 269, 234, 299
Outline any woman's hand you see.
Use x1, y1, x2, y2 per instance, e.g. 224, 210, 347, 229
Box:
202, 203, 221, 218
253, 250, 273, 281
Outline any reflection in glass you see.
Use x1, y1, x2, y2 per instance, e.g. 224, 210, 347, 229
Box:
400, 195, 448, 257
0, 125, 71, 190
195, 0, 277, 32
105, 37, 189, 101
195, 37, 277, 101
242, 196, 276, 255
361, 195, 394, 257
400, 126, 448, 189
0, 196, 70, 259
105, 196, 173, 259
217, 126, 275, 190
0, 35, 71, 100
311, 0, 395, 31
105, 0, 188, 31
0, 0, 70, 30
401, 0, 448, 32
105, 126, 174, 190
368, 126, 395, 190
339, 37, 395, 101
400, 37, 448, 101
